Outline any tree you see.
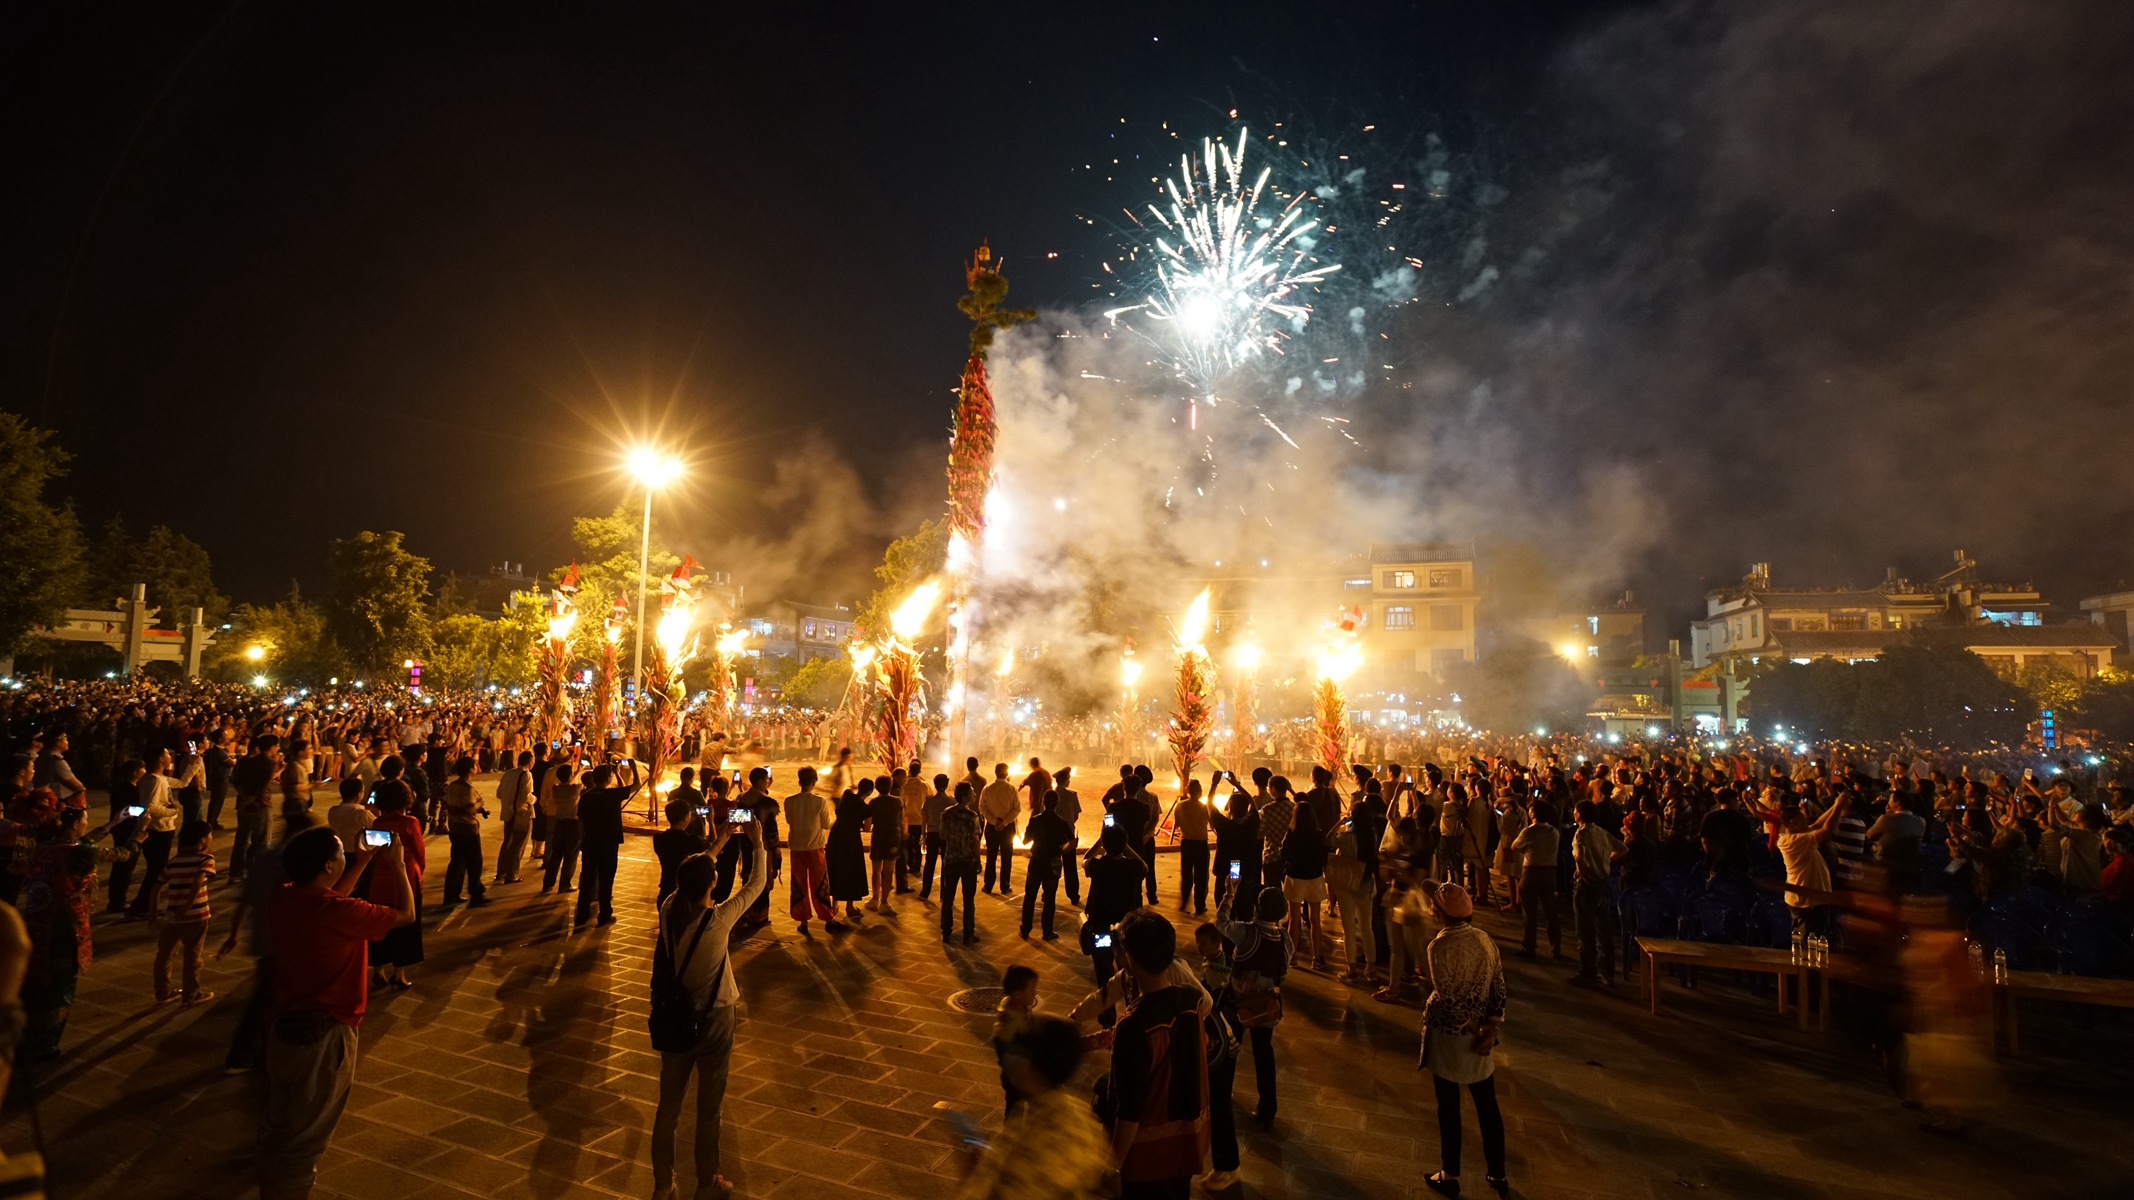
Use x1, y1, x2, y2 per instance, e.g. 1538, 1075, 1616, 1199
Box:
216, 586, 343, 684
787, 655, 854, 709
1749, 638, 2031, 748
854, 517, 949, 637
556, 506, 680, 665
329, 531, 434, 676
2073, 668, 2134, 742
0, 411, 86, 657
78, 516, 230, 628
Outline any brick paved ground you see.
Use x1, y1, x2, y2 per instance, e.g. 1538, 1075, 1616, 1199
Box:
4, 799, 2130, 1199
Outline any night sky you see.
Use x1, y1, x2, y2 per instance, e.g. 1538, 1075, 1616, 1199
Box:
8, 2, 2131, 635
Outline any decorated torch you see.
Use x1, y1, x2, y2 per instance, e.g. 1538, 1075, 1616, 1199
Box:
639, 558, 702, 817
873, 581, 940, 768
1167, 588, 1216, 799
592, 593, 626, 746
1313, 606, 1365, 780
537, 564, 581, 749
1228, 639, 1262, 771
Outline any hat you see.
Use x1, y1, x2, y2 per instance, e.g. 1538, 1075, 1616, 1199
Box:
1433, 882, 1474, 919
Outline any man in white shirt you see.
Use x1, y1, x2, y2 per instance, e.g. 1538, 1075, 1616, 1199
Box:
326, 778, 374, 851
126, 749, 186, 920
979, 763, 1021, 894
782, 766, 841, 933
1569, 799, 1623, 989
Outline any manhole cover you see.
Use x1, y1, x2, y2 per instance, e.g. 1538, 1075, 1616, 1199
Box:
947, 988, 1043, 1016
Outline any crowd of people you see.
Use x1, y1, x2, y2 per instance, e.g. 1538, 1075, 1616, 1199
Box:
4, 675, 2134, 1198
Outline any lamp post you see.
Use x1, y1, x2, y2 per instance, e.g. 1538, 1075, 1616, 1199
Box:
626, 448, 683, 704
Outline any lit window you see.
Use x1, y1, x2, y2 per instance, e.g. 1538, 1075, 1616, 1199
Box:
1384, 606, 1415, 630
1343, 578, 1371, 590
1428, 568, 1461, 588
1587, 616, 1599, 635
1385, 570, 1415, 589
1587, 645, 1600, 658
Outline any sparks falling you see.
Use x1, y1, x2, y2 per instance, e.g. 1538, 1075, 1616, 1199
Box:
1106, 128, 1342, 396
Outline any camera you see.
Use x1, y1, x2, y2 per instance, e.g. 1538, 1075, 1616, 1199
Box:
362, 829, 394, 848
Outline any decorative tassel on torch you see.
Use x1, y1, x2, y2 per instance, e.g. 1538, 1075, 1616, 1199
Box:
944, 243, 1034, 763
873, 581, 940, 768
1167, 589, 1215, 798
702, 621, 744, 741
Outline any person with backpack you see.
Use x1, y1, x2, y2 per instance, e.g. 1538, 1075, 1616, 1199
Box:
1217, 887, 1293, 1131
648, 817, 765, 1200
1100, 910, 1210, 1199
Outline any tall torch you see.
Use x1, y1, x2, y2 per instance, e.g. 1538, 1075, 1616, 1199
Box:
944, 244, 1035, 765
1313, 634, 1364, 781
875, 582, 940, 768
593, 594, 625, 747
703, 621, 743, 741
641, 564, 700, 819
1167, 589, 1215, 800
537, 567, 580, 749
839, 641, 878, 760
990, 646, 1014, 761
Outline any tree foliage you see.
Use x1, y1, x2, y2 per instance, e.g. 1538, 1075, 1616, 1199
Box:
217, 586, 343, 684
556, 505, 679, 664
0, 412, 86, 657
80, 515, 228, 628
786, 655, 854, 709
855, 517, 949, 638
1749, 639, 2032, 748
328, 531, 434, 676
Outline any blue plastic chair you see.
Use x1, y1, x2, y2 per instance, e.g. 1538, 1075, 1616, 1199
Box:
1746, 899, 1793, 950
1968, 909, 2044, 971
1620, 886, 1677, 973
2047, 910, 2134, 979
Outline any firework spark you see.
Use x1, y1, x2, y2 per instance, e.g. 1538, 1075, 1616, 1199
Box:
1106, 128, 1342, 393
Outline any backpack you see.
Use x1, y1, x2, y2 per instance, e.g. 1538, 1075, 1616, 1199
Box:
648, 909, 725, 1052
1230, 922, 1290, 1029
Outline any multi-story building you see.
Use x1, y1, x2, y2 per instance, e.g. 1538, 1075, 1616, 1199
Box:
1690, 552, 2113, 678
747, 599, 858, 663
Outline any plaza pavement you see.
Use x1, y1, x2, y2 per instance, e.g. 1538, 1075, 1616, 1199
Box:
3, 786, 2130, 1200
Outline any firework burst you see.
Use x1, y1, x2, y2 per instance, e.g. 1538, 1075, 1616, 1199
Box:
1167, 589, 1216, 794
1107, 128, 1342, 395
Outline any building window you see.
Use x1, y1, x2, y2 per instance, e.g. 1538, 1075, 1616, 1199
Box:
1587, 616, 1600, 635
1384, 606, 1415, 630
803, 619, 816, 639
1587, 645, 1600, 658
1888, 614, 1903, 629
1795, 616, 1826, 631
1343, 578, 1371, 590
1751, 613, 1761, 638
1385, 570, 1415, 589
1429, 604, 1464, 632
1429, 568, 1461, 588
1831, 612, 1867, 631
1768, 617, 1793, 632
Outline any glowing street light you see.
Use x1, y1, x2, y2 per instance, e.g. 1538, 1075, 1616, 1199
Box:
245, 645, 266, 662
625, 447, 685, 701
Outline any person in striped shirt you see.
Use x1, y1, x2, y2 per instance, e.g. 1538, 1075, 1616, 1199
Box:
152, 819, 217, 1005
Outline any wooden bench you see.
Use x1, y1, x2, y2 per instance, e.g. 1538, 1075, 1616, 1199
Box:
1994, 970, 2134, 1054
1636, 937, 1813, 1030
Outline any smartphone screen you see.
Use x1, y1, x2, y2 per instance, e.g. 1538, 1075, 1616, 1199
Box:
1093, 932, 1113, 949
1103, 813, 1116, 828
728, 807, 754, 823
125, 805, 146, 818
1227, 861, 1241, 881
362, 828, 393, 848
694, 806, 711, 819
730, 769, 741, 783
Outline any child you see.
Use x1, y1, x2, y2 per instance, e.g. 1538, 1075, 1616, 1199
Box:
153, 819, 217, 1005
992, 964, 1040, 1114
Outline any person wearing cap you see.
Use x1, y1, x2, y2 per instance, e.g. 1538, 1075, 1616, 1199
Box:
1420, 881, 1508, 1198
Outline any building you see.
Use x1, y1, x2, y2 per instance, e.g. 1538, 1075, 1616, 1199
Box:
1690, 552, 2113, 678
747, 599, 858, 663
1501, 594, 1646, 666
1359, 541, 1479, 679
2079, 591, 2134, 651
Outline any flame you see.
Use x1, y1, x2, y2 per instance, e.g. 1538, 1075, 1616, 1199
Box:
605, 620, 625, 645
1316, 639, 1363, 683
1177, 588, 1212, 651
715, 627, 749, 657
891, 581, 942, 640
547, 610, 578, 642
1121, 653, 1142, 688
1232, 641, 1262, 671
997, 646, 1015, 677
849, 642, 876, 672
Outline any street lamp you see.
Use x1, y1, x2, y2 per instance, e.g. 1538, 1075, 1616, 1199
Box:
626, 448, 684, 703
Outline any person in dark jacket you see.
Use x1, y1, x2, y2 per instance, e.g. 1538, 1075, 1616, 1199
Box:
827, 779, 873, 920
1283, 802, 1330, 970
1020, 790, 1074, 940
868, 772, 904, 914
575, 762, 639, 925
1082, 826, 1149, 986
1208, 775, 1260, 920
